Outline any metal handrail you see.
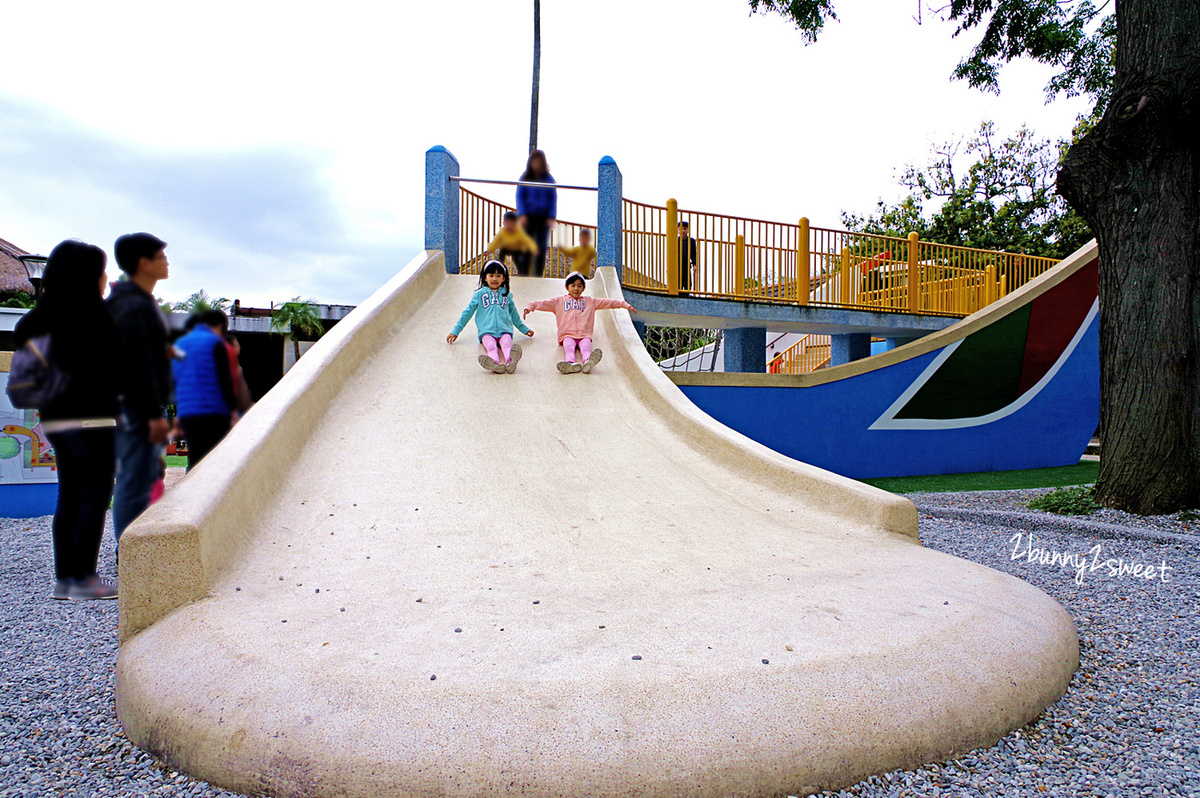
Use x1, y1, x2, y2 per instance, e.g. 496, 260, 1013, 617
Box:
459, 188, 595, 277
622, 196, 1060, 318
770, 334, 832, 374
450, 177, 598, 192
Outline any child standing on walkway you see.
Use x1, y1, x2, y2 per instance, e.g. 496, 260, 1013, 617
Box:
487, 212, 539, 277
447, 260, 534, 373
555, 228, 597, 278
523, 272, 635, 374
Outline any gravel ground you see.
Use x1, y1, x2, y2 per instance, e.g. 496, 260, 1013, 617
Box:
915, 488, 1200, 539
0, 513, 241, 798
1, 489, 1197, 797
805, 488, 1200, 798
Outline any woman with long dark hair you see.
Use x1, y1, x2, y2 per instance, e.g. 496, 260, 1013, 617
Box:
516, 149, 558, 277
14, 240, 121, 600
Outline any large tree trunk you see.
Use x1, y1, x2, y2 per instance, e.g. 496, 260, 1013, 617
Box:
529, 0, 541, 152
1057, 0, 1200, 513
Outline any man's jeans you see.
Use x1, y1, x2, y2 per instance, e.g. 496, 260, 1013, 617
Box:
113, 416, 163, 542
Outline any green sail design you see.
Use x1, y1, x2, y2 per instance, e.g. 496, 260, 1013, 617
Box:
895, 305, 1032, 420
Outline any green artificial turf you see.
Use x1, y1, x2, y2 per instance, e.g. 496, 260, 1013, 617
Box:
164, 455, 188, 469
862, 459, 1099, 494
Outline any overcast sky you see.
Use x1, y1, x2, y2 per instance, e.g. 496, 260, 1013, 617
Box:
0, 0, 1094, 307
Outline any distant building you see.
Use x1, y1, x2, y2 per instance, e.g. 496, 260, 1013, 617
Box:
1, 244, 356, 404
0, 237, 35, 298
162, 302, 356, 401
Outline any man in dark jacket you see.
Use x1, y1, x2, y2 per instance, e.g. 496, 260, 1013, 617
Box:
678, 221, 698, 292
108, 232, 172, 542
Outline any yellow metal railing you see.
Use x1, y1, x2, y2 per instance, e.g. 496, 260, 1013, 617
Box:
622, 199, 1059, 317
460, 188, 594, 279
623, 199, 805, 298
768, 334, 831, 374
461, 187, 1058, 317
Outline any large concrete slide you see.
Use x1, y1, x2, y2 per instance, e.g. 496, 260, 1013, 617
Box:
116, 252, 1078, 797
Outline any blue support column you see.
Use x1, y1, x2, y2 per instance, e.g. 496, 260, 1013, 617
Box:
885, 335, 923, 352
831, 333, 871, 366
597, 156, 623, 282
723, 327, 767, 373
425, 145, 460, 273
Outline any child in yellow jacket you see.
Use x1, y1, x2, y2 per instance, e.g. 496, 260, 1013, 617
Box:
555, 228, 597, 278
488, 212, 539, 276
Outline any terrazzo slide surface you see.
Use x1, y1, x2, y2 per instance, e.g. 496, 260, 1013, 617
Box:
115, 251, 1078, 797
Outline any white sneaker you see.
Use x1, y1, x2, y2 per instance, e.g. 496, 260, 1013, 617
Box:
68, 574, 118, 601
479, 355, 506, 373
557, 361, 582, 374
581, 349, 603, 374
505, 345, 523, 374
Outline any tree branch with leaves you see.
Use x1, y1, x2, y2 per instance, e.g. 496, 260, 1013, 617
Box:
844, 122, 1092, 259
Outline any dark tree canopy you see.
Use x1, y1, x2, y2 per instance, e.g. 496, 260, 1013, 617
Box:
752, 0, 1200, 514
749, 0, 1115, 106
747, 0, 838, 42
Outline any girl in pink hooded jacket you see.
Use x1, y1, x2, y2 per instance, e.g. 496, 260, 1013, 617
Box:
523, 272, 636, 373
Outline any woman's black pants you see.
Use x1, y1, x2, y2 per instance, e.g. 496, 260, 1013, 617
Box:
46, 428, 115, 582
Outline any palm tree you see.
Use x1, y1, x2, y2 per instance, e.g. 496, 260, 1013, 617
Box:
172, 289, 230, 314
529, 0, 540, 152
270, 297, 323, 363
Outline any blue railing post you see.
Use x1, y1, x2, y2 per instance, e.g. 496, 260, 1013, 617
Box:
597, 156, 623, 282
425, 145, 460, 273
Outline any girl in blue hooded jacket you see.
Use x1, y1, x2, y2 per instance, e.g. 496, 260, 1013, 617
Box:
447, 260, 534, 373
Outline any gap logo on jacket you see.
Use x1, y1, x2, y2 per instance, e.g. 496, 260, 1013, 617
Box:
481, 291, 511, 309
451, 287, 532, 342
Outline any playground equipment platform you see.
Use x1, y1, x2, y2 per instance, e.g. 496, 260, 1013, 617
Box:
116, 254, 1077, 797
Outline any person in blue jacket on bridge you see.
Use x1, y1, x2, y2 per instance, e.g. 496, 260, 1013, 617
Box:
516, 149, 557, 278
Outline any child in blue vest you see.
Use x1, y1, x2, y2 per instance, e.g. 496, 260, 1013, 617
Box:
447, 260, 534, 373
172, 309, 236, 468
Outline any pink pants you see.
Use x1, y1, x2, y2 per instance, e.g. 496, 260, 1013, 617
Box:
481, 333, 513, 364
563, 336, 592, 363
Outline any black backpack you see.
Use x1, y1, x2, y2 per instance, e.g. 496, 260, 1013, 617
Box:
6, 334, 70, 410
